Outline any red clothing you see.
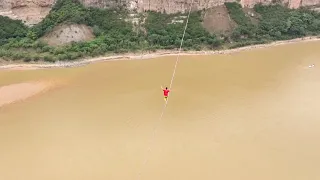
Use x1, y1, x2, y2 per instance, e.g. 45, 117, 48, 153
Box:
163, 89, 170, 96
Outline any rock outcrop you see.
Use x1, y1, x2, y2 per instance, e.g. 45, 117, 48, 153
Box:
0, 0, 55, 25
1, 0, 320, 26
0, 0, 55, 8
301, 0, 320, 7
78, 0, 320, 13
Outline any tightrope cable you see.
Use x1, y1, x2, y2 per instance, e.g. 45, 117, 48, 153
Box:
137, 0, 195, 179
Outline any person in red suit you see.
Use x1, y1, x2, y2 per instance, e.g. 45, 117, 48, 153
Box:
161, 86, 170, 101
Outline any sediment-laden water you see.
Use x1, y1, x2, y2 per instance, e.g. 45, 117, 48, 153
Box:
1, 41, 320, 180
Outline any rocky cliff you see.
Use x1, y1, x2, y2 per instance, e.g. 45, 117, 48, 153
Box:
0, 0, 55, 25
1, 0, 320, 25
78, 0, 320, 13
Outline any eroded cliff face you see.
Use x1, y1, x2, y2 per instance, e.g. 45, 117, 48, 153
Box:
242, 0, 320, 9
0, 0, 55, 9
77, 0, 320, 13
0, 0, 55, 25
1, 0, 320, 26
79, 0, 234, 13
79, 0, 129, 8
302, 0, 320, 7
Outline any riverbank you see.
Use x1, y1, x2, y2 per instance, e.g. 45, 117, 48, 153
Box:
0, 36, 319, 71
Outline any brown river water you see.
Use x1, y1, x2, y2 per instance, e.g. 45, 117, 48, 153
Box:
1, 41, 320, 180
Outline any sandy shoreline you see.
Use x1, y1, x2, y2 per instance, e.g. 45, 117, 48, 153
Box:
0, 36, 319, 70
0, 81, 53, 108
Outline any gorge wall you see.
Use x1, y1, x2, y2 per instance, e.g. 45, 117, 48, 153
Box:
1, 0, 320, 25
68, 0, 320, 12
0, 0, 55, 25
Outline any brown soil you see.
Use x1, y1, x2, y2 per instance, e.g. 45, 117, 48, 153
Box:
11, 6, 51, 26
202, 5, 237, 35
41, 24, 95, 46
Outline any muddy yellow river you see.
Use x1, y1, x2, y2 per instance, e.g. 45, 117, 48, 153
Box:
1, 41, 320, 180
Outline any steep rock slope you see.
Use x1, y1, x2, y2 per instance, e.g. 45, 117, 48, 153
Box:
78, 0, 320, 13
0, 0, 55, 25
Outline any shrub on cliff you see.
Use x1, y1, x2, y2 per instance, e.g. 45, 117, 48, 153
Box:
43, 55, 55, 62
225, 2, 257, 41
145, 11, 221, 49
31, 0, 86, 38
225, 2, 251, 26
225, 3, 320, 42
0, 16, 28, 40
254, 4, 320, 39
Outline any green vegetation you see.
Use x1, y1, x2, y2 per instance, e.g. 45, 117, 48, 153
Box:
254, 5, 320, 39
32, 0, 87, 38
0, 16, 28, 45
225, 2, 258, 42
225, 2, 320, 45
1, 0, 320, 62
225, 2, 251, 26
0, 0, 144, 62
145, 11, 222, 50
